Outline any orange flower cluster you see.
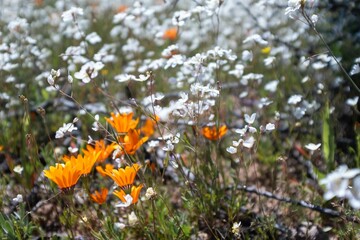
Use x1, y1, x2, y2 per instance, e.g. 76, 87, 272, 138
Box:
105, 163, 143, 204
83, 140, 116, 163
90, 188, 108, 205
106, 112, 157, 155
201, 125, 228, 140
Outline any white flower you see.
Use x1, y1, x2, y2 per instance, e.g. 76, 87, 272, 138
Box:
232, 222, 241, 235
350, 64, 360, 75
265, 123, 276, 132
128, 211, 138, 226
13, 194, 23, 203
347, 175, 360, 209
346, 96, 359, 107
285, 0, 301, 15
13, 165, 23, 174
55, 122, 78, 139
85, 32, 102, 44
311, 14, 318, 25
264, 56, 276, 66
114, 222, 126, 230
305, 143, 321, 151
47, 75, 54, 86
115, 195, 133, 208
243, 136, 255, 149
145, 187, 157, 200
264, 80, 279, 92
243, 34, 268, 46
244, 113, 256, 124
74, 61, 104, 83
226, 146, 237, 154
288, 94, 302, 105
68, 75, 73, 83
320, 165, 360, 200
61, 7, 84, 22
172, 10, 191, 26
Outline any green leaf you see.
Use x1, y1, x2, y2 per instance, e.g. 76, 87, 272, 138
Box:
322, 100, 335, 171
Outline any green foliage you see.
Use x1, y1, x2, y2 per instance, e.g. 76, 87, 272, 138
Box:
322, 100, 335, 171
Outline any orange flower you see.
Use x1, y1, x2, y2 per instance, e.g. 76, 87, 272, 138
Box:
63, 151, 100, 175
105, 164, 141, 189
83, 140, 116, 163
117, 5, 128, 13
163, 27, 177, 41
105, 112, 139, 134
90, 188, 108, 204
96, 163, 114, 177
113, 184, 143, 204
43, 161, 82, 190
141, 115, 159, 137
201, 125, 228, 140
118, 129, 148, 155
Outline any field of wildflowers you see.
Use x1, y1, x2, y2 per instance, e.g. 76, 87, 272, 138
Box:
1, 0, 360, 239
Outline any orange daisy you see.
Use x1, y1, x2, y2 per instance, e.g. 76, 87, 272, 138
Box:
201, 125, 228, 140
90, 188, 108, 204
105, 112, 139, 134
83, 140, 116, 163
63, 151, 100, 176
105, 163, 141, 189
163, 27, 177, 41
113, 184, 143, 204
96, 163, 115, 177
141, 115, 159, 137
118, 129, 148, 155
43, 161, 82, 191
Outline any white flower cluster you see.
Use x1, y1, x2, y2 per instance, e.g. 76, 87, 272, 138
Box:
320, 165, 360, 209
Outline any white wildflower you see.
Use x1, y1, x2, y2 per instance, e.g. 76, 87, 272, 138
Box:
288, 95, 302, 105
115, 195, 133, 208
226, 146, 237, 154
128, 211, 138, 226
61, 7, 84, 22
244, 113, 256, 124
13, 165, 23, 174
346, 96, 359, 107
305, 143, 321, 151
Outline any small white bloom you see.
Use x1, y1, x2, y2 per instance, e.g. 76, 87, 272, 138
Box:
243, 34, 268, 46
347, 175, 360, 209
61, 7, 84, 22
13, 165, 23, 174
350, 64, 360, 75
226, 146, 237, 154
305, 143, 321, 151
288, 95, 302, 105
346, 96, 359, 107
244, 113, 256, 124
242, 136, 255, 149
232, 221, 241, 235
85, 32, 102, 44
13, 194, 23, 203
55, 122, 78, 139
115, 195, 133, 208
47, 75, 54, 86
145, 187, 157, 200
311, 14, 318, 25
128, 211, 138, 226
264, 80, 279, 92
114, 222, 126, 230
68, 146, 79, 154
285, 0, 301, 15
320, 165, 360, 200
265, 123, 276, 132
68, 75, 73, 83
